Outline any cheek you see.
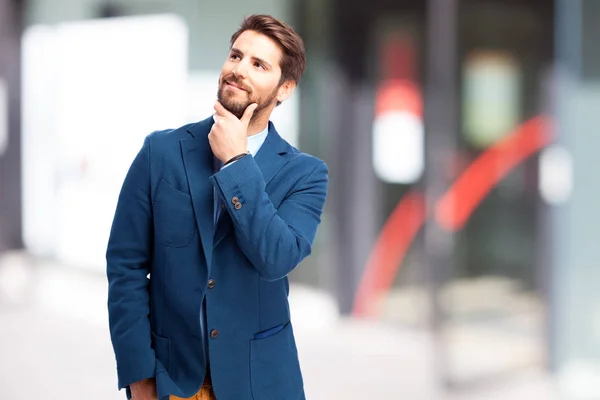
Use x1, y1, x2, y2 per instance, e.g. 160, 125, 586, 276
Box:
220, 63, 234, 79
252, 79, 279, 97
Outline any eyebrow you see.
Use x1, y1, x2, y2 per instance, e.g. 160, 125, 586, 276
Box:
230, 47, 273, 70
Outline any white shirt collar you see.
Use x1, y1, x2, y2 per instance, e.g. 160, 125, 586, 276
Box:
247, 125, 269, 157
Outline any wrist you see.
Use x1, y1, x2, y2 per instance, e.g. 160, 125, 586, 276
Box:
224, 152, 249, 166
222, 148, 247, 163
131, 377, 153, 387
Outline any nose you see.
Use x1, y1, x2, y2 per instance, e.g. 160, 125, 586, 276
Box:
233, 60, 249, 79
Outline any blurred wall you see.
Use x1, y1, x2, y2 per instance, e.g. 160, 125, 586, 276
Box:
552, 0, 600, 396
0, 0, 23, 251
26, 0, 293, 70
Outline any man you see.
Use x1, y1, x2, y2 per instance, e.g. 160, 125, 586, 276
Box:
106, 14, 328, 400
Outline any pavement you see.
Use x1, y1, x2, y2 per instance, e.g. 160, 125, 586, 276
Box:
0, 252, 558, 400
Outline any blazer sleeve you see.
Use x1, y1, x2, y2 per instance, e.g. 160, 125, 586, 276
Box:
106, 135, 156, 390
210, 155, 328, 281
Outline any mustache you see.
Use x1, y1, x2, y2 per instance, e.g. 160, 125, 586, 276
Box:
222, 75, 251, 92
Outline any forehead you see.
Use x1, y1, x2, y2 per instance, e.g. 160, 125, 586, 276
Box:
231, 30, 283, 68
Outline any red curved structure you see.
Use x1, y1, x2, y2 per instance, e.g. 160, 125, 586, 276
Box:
352, 191, 426, 317
436, 116, 553, 231
352, 115, 553, 318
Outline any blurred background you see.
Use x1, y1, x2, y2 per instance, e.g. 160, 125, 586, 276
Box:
0, 0, 599, 399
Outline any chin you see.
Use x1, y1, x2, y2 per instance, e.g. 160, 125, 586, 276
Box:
220, 102, 246, 119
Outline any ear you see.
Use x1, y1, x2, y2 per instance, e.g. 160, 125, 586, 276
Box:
276, 80, 296, 104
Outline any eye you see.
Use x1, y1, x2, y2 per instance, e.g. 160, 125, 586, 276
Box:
229, 54, 240, 60
254, 62, 265, 70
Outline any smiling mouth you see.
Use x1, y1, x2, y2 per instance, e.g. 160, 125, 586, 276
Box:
225, 81, 246, 91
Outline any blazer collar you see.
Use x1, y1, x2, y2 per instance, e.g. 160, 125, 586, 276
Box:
186, 118, 292, 185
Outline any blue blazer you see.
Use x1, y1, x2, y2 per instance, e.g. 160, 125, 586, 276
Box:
106, 116, 328, 400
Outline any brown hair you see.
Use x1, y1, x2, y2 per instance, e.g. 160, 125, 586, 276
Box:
230, 14, 306, 86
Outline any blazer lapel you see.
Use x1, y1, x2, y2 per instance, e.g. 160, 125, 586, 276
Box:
181, 118, 215, 269
213, 121, 292, 248
253, 122, 293, 186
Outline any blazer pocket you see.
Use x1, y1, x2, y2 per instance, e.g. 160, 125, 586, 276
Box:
151, 331, 171, 372
253, 324, 285, 340
250, 321, 303, 400
153, 179, 196, 247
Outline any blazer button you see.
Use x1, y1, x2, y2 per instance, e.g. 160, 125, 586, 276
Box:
234, 202, 242, 210
210, 329, 219, 339
207, 279, 216, 289
231, 196, 240, 204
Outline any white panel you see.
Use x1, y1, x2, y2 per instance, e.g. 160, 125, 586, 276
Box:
463, 51, 522, 149
539, 145, 573, 205
22, 25, 60, 257
22, 15, 189, 270
372, 111, 424, 184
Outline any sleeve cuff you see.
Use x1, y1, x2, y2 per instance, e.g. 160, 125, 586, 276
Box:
212, 154, 263, 188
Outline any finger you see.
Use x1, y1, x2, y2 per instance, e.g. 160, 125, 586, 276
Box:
240, 103, 258, 126
214, 101, 234, 118
213, 116, 229, 130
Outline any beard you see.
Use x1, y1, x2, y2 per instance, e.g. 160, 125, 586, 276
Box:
217, 74, 278, 120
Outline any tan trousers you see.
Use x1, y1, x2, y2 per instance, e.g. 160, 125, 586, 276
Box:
170, 374, 216, 400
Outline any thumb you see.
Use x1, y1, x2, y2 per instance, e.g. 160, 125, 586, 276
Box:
241, 103, 258, 125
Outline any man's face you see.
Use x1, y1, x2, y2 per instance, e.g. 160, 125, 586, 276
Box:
217, 30, 286, 120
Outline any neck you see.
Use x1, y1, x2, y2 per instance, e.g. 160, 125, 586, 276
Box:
247, 112, 270, 136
